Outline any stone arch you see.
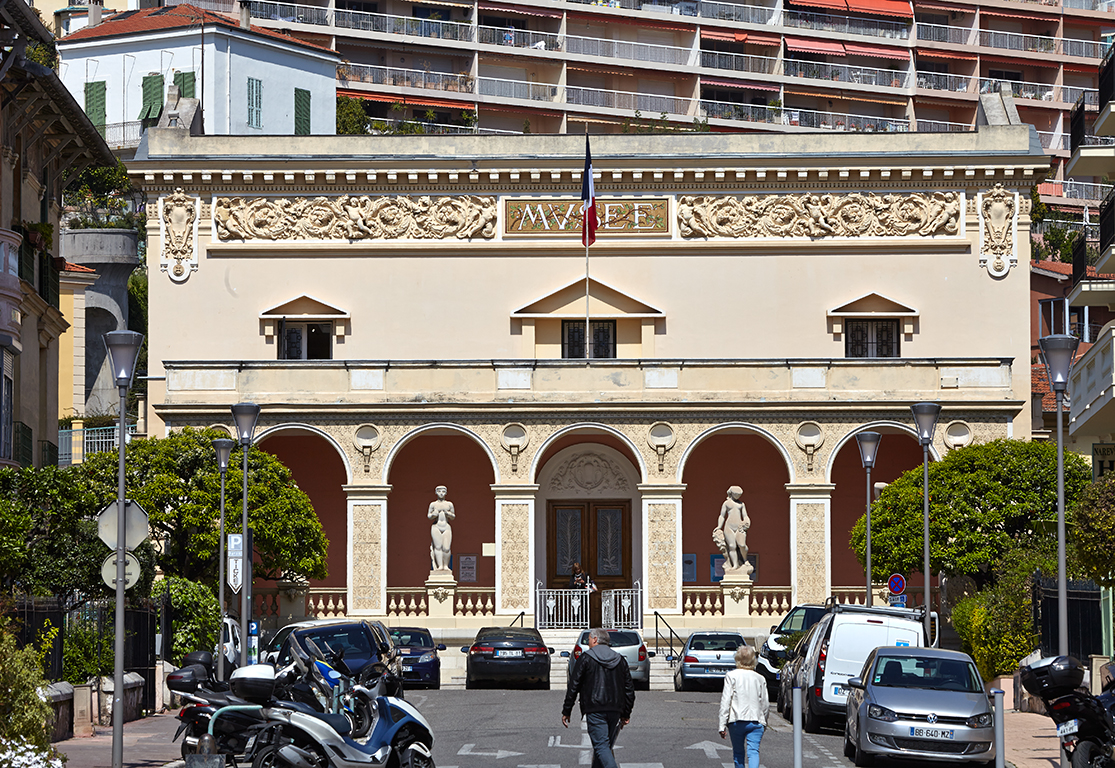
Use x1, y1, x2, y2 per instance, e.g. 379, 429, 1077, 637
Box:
824, 421, 941, 484
528, 423, 648, 485
381, 423, 500, 485
676, 422, 796, 485
256, 423, 354, 485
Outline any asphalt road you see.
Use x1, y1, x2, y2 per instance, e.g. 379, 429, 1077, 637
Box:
410, 687, 965, 768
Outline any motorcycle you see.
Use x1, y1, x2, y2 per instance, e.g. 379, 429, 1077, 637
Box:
1020, 655, 1115, 768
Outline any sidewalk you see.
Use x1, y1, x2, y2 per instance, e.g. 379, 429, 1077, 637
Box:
1004, 709, 1062, 768
55, 712, 183, 768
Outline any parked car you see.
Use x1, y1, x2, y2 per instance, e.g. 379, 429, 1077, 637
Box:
261, 618, 403, 696
778, 621, 823, 719
670, 631, 777, 696
844, 646, 994, 766
461, 626, 554, 689
785, 603, 935, 732
560, 629, 655, 690
389, 626, 445, 689
762, 604, 826, 662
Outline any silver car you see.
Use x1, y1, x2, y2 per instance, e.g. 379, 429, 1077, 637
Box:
844, 646, 995, 766
561, 629, 655, 690
672, 631, 752, 692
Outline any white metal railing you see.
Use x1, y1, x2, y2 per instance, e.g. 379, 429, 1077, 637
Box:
979, 77, 1055, 101
566, 85, 692, 116
1063, 180, 1115, 200
916, 22, 972, 45
1064, 0, 1110, 9
536, 583, 591, 629
785, 59, 908, 88
477, 25, 561, 51
700, 50, 779, 75
916, 119, 972, 132
915, 71, 974, 93
100, 121, 143, 149
565, 33, 691, 66
478, 77, 558, 101
601, 582, 642, 629
979, 29, 1058, 55
167, 0, 234, 11
1063, 87, 1101, 107
58, 424, 138, 465
783, 8, 910, 40
248, 0, 329, 26
342, 64, 473, 93
699, 0, 774, 23
1037, 130, 1068, 150
701, 99, 910, 132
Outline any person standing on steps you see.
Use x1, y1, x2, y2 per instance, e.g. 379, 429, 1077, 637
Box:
561, 628, 635, 768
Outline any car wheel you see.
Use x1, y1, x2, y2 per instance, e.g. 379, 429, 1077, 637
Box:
431, 677, 441, 690
674, 674, 684, 692
465, 675, 475, 690
853, 738, 874, 767
843, 730, 856, 759
803, 699, 820, 733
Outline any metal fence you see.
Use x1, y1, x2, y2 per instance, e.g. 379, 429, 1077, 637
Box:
536, 583, 591, 629
601, 583, 642, 630
58, 424, 138, 465
1033, 577, 1103, 662
66, 598, 161, 713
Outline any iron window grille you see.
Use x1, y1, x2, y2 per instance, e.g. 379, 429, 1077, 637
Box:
846, 319, 900, 358
277, 319, 332, 360
562, 320, 616, 359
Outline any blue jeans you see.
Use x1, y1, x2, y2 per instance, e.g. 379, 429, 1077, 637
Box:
727, 720, 764, 768
585, 711, 622, 768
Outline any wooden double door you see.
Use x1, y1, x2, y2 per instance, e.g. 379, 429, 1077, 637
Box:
547, 500, 632, 625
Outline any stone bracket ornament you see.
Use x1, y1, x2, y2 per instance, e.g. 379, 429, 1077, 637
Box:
646, 422, 677, 472
795, 422, 825, 472
978, 183, 1017, 278
500, 423, 530, 473
214, 194, 497, 242
160, 188, 199, 282
678, 191, 961, 240
353, 424, 382, 474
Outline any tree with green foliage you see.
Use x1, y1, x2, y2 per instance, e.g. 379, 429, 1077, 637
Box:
78, 427, 329, 588
1070, 474, 1115, 587
850, 439, 1090, 590
151, 576, 221, 665
337, 95, 371, 135
126, 266, 148, 403
65, 160, 145, 234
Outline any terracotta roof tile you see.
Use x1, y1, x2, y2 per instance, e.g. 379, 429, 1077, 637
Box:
1031, 259, 1115, 280
62, 262, 97, 273
61, 4, 338, 56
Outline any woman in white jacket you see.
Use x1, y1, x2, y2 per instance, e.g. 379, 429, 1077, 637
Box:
718, 645, 769, 768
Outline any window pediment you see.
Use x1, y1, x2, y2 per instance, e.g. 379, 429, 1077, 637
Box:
828, 293, 917, 338
512, 276, 663, 319
260, 294, 350, 320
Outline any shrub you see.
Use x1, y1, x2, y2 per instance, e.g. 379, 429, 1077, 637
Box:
151, 576, 220, 666
62, 624, 114, 685
0, 616, 56, 752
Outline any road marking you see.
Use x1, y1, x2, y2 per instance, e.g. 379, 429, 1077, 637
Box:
804, 734, 842, 768
686, 740, 733, 759
457, 743, 525, 759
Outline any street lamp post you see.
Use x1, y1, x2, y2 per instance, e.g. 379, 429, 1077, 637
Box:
230, 403, 260, 667
1040, 333, 1080, 657
212, 437, 235, 680
856, 431, 882, 607
104, 330, 144, 768
911, 402, 942, 645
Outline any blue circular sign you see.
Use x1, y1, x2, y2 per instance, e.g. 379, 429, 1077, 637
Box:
888, 574, 906, 595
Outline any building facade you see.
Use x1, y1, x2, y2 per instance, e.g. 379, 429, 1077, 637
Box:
131, 126, 1042, 630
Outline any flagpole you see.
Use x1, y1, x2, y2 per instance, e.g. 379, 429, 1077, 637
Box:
585, 236, 590, 361
582, 128, 593, 360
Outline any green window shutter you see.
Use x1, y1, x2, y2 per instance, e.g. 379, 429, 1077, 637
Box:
294, 88, 311, 135
173, 71, 195, 99
247, 77, 262, 128
84, 80, 106, 133
139, 74, 164, 120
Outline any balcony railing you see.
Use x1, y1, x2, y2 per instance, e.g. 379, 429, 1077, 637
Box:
341, 64, 474, 94
478, 78, 559, 101
783, 8, 910, 40
248, 0, 329, 26
477, 25, 561, 51
566, 32, 692, 66
57, 424, 139, 466
1063, 87, 1100, 108
100, 121, 143, 150
700, 50, 779, 75
1037, 130, 1069, 150
567, 85, 692, 116
699, 0, 774, 23
335, 7, 474, 40
977, 29, 1107, 59
785, 59, 908, 88
979, 77, 1055, 102
915, 71, 974, 93
916, 23, 972, 45
916, 119, 972, 132
702, 98, 910, 132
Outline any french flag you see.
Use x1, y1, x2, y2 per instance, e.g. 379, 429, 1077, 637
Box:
581, 135, 597, 247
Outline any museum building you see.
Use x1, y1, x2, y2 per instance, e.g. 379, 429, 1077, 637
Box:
130, 127, 1043, 631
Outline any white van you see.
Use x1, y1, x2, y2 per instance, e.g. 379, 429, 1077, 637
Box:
787, 602, 936, 732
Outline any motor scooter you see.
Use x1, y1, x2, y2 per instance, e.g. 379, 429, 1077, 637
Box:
1021, 655, 1115, 768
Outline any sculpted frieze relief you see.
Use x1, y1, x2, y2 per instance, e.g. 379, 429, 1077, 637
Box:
978, 183, 1018, 278
213, 194, 498, 242
677, 191, 961, 239
160, 188, 199, 282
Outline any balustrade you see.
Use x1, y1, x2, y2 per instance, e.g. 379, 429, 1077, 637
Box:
478, 25, 561, 51
700, 50, 779, 75
915, 71, 973, 93
785, 58, 908, 88
566, 33, 691, 65
343, 64, 473, 93
478, 78, 558, 101
916, 23, 971, 45
566, 85, 692, 116
783, 8, 910, 39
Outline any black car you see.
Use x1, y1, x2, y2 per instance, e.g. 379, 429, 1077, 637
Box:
461, 627, 554, 689
389, 626, 445, 689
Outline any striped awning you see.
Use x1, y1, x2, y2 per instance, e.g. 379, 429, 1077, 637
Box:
477, 1, 563, 17
785, 36, 847, 55
846, 0, 913, 18
844, 42, 910, 59
701, 77, 781, 91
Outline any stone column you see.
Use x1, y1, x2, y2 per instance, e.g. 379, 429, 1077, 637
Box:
786, 483, 835, 606
71, 418, 85, 464
639, 484, 686, 618
344, 484, 390, 615
492, 484, 538, 617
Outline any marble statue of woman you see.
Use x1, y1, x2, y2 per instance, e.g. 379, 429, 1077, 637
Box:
713, 485, 751, 575
428, 485, 455, 572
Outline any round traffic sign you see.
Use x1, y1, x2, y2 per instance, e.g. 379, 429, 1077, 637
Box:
101, 552, 141, 591
888, 573, 906, 595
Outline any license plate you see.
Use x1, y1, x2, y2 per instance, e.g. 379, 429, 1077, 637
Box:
497, 649, 523, 657
910, 727, 954, 740
244, 736, 256, 753
1058, 720, 1080, 737
402, 665, 413, 672
832, 684, 849, 697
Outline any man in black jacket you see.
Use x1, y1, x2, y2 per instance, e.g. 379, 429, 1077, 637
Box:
561, 628, 636, 768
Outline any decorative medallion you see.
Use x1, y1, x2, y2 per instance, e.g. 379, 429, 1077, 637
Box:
978, 183, 1017, 278
213, 194, 497, 241
728, 586, 749, 603
677, 191, 961, 239
431, 587, 451, 603
548, 451, 631, 494
160, 188, 198, 282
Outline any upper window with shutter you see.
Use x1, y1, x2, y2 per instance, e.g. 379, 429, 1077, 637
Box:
294, 88, 311, 135
84, 81, 106, 134
173, 71, 196, 99
138, 74, 164, 121
247, 77, 262, 129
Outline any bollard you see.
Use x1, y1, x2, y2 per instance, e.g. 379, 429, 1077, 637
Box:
991, 688, 1005, 768
793, 687, 803, 768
